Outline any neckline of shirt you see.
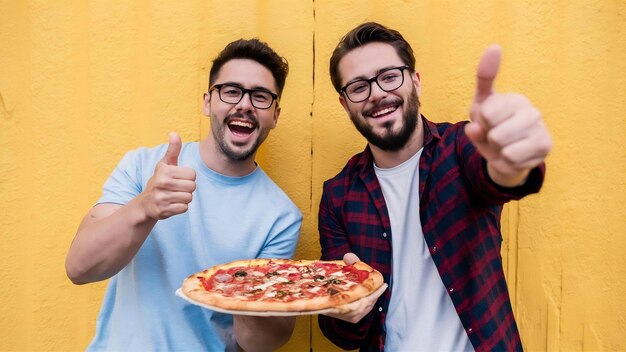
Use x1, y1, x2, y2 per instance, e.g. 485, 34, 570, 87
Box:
374, 147, 424, 176
188, 142, 260, 185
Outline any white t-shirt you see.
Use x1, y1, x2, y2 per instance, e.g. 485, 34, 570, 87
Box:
375, 148, 473, 352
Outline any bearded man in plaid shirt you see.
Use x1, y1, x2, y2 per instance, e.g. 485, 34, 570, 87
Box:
317, 22, 552, 352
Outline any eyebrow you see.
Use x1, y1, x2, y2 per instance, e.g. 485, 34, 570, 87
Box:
344, 65, 400, 85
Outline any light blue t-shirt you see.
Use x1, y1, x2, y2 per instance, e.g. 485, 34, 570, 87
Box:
87, 142, 302, 352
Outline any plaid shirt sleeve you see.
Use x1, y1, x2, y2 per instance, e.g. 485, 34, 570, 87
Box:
426, 120, 544, 351
456, 121, 545, 205
317, 178, 379, 350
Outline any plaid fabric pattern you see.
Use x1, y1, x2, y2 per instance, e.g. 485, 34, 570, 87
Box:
318, 116, 545, 352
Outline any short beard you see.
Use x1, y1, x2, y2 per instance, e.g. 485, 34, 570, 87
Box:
212, 112, 263, 161
349, 88, 421, 151
216, 134, 260, 161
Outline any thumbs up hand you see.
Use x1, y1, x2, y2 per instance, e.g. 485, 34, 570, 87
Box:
141, 132, 197, 220
464, 45, 552, 187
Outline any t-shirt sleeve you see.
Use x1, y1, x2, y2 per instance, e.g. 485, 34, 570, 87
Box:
97, 149, 146, 206
257, 204, 302, 260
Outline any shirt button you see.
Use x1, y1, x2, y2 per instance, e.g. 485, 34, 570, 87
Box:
448, 287, 454, 293
382, 232, 387, 238
378, 307, 383, 312
432, 246, 437, 252
467, 327, 473, 334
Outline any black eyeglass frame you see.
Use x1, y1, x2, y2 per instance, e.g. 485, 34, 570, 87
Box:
339, 65, 411, 103
209, 84, 279, 110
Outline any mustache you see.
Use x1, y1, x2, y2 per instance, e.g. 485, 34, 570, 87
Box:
362, 98, 403, 116
225, 112, 258, 126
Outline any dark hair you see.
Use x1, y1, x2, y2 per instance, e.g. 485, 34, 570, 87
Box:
209, 38, 289, 97
329, 22, 416, 92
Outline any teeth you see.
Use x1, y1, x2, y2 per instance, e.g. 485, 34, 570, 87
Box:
371, 106, 397, 118
229, 120, 254, 129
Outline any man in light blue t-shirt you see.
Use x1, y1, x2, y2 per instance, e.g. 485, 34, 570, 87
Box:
65, 38, 302, 352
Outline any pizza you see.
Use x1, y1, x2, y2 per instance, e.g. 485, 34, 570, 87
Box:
179, 258, 385, 313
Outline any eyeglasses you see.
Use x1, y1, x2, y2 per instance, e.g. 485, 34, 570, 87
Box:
209, 84, 278, 109
340, 66, 410, 103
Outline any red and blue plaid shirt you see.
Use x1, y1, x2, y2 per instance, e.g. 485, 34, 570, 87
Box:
318, 116, 545, 352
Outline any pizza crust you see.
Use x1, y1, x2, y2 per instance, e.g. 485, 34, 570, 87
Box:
180, 259, 384, 312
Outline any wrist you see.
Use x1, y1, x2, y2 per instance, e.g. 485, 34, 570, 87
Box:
487, 164, 530, 188
132, 194, 159, 223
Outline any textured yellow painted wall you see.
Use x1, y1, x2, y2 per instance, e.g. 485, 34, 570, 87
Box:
1, 1, 624, 351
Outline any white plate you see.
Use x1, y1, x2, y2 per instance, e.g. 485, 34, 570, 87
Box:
175, 283, 388, 317
175, 289, 335, 316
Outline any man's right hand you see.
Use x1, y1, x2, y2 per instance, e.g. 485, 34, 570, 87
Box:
323, 253, 388, 323
141, 132, 197, 220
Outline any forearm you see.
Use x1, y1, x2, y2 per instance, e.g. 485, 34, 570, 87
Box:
234, 316, 295, 352
65, 196, 157, 284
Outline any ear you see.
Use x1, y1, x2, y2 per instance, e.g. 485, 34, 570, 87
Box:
271, 105, 281, 129
339, 94, 350, 115
412, 71, 421, 96
202, 92, 211, 115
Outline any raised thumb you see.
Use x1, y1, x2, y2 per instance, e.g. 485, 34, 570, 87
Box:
162, 131, 181, 166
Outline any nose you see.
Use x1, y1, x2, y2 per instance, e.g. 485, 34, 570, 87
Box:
368, 80, 387, 102
235, 91, 254, 111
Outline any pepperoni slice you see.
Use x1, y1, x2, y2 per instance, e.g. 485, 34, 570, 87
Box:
341, 265, 369, 283
213, 273, 233, 283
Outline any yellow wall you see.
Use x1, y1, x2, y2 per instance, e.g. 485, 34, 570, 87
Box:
1, 1, 624, 351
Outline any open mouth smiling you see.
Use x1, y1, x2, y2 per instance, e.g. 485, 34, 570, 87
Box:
228, 119, 257, 136
367, 103, 399, 119
371, 106, 398, 118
